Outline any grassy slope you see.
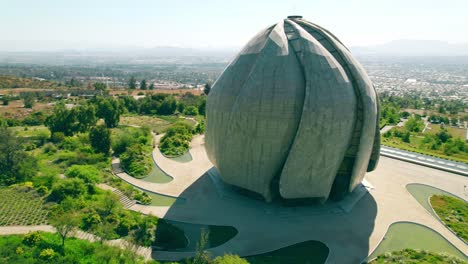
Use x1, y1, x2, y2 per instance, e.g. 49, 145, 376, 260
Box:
0, 75, 59, 89
381, 130, 468, 163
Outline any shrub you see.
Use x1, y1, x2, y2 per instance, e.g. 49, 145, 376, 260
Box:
39, 248, 55, 260
213, 254, 249, 264
120, 144, 151, 178
36, 185, 49, 196
43, 143, 58, 154
22, 231, 43, 246
49, 178, 87, 202
159, 122, 194, 156
184, 105, 199, 116
65, 165, 102, 184
51, 132, 65, 143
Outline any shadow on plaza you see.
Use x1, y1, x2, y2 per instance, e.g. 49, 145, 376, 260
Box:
157, 168, 378, 263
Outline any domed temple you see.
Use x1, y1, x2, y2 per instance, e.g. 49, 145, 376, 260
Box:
205, 16, 380, 203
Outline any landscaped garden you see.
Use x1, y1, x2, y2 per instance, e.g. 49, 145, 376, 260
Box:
152, 220, 238, 252
0, 185, 50, 226
381, 116, 468, 163
406, 183, 456, 216
0, 231, 153, 264
368, 222, 466, 261
141, 160, 173, 184
369, 248, 467, 264
430, 195, 467, 243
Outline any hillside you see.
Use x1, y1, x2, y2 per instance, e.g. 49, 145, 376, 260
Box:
0, 75, 59, 89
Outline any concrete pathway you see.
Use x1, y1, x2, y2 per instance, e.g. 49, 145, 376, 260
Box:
112, 134, 212, 198
113, 134, 468, 263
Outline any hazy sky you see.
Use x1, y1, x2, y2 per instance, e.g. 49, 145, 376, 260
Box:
1, 0, 467, 51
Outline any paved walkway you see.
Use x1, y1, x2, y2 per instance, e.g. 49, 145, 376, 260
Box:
112, 133, 212, 198
112, 134, 468, 263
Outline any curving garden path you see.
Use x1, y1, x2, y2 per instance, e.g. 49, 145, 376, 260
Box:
112, 134, 468, 263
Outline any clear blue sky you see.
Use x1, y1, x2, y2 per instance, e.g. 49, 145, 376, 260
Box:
1, 0, 467, 51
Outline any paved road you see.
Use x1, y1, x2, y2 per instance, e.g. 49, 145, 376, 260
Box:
381, 146, 468, 176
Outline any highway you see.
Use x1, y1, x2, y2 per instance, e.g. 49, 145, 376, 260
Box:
380, 146, 468, 176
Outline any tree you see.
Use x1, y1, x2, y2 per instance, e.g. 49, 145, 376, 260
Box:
97, 98, 122, 128
402, 131, 411, 143
128, 76, 137, 90
198, 98, 206, 116
157, 96, 177, 115
184, 106, 199, 116
189, 229, 212, 264
436, 128, 452, 143
49, 208, 81, 253
140, 79, 147, 90
94, 82, 106, 91
0, 128, 37, 185
74, 104, 97, 132
404, 116, 424, 132
45, 103, 77, 136
203, 83, 211, 95
213, 254, 249, 264
149, 83, 155, 90
23, 94, 35, 108
94, 82, 107, 96
89, 125, 111, 155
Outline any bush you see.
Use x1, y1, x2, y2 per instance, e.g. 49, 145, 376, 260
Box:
120, 144, 151, 178
42, 143, 57, 154
22, 231, 43, 246
159, 122, 194, 156
49, 178, 87, 202
39, 248, 56, 260
51, 132, 65, 143
36, 185, 49, 196
184, 105, 199, 116
213, 254, 249, 264
65, 165, 102, 184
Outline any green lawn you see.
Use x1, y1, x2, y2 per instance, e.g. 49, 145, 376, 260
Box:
142, 160, 173, 183
169, 151, 193, 163
369, 249, 467, 264
431, 195, 467, 243
134, 186, 182, 207
0, 187, 50, 226
153, 220, 238, 252
368, 222, 466, 261
425, 123, 467, 139
245, 240, 329, 264
406, 183, 456, 217
120, 115, 172, 133
9, 125, 50, 138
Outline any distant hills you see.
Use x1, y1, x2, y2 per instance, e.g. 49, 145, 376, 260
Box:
0, 76, 59, 89
1, 40, 468, 66
351, 39, 468, 56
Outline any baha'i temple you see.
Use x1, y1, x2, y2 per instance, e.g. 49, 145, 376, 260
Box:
205, 16, 380, 203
